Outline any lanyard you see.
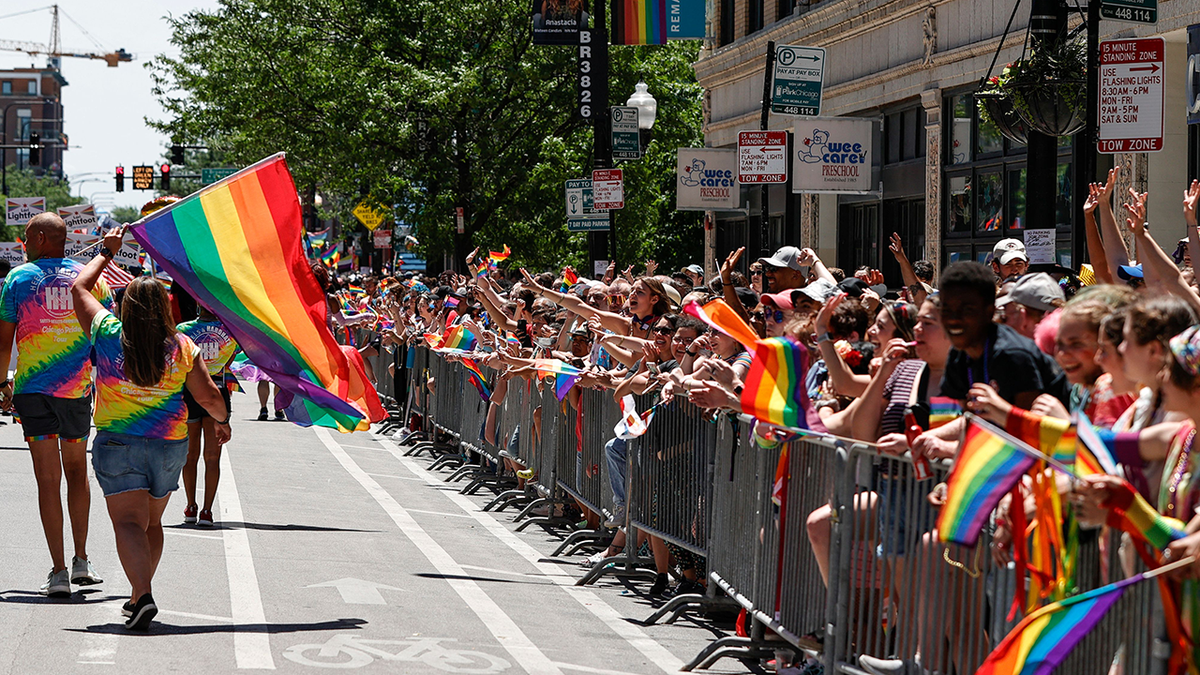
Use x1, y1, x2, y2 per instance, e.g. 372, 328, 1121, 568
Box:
967, 336, 991, 388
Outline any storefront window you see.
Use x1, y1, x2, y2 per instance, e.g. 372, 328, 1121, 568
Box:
1007, 168, 1026, 231
1056, 162, 1072, 228
949, 96, 971, 165
977, 115, 1003, 157
975, 171, 1003, 233
949, 174, 972, 232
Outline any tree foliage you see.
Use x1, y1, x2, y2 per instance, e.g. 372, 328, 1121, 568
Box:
148, 0, 704, 273
0, 167, 80, 240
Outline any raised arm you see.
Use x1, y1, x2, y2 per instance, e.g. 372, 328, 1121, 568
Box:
1124, 190, 1200, 315
1097, 167, 1131, 279
521, 268, 630, 335
1082, 183, 1114, 284
474, 278, 518, 333
888, 233, 921, 291
72, 226, 124, 334
813, 294, 870, 398
799, 247, 836, 284
718, 247, 753, 325
1184, 180, 1200, 274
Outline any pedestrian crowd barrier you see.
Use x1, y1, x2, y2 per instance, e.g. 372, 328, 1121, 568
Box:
355, 344, 1170, 673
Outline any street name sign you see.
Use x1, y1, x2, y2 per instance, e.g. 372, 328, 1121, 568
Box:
1098, 37, 1164, 154
611, 106, 641, 160
1100, 0, 1156, 24
591, 169, 625, 210
201, 167, 238, 185
771, 45, 826, 116
738, 130, 788, 184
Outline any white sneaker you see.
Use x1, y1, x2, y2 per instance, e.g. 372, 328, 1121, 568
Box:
71, 556, 103, 585
40, 568, 70, 597
603, 506, 626, 529
858, 656, 934, 675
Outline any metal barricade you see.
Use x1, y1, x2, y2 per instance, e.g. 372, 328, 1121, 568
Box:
556, 387, 612, 518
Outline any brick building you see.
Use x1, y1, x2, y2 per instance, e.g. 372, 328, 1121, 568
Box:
696, 0, 1200, 283
0, 66, 66, 180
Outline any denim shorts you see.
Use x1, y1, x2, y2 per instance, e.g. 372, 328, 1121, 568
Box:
91, 431, 189, 499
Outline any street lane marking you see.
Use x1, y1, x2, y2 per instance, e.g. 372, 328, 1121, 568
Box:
405, 508, 476, 519
317, 428, 563, 675
160, 609, 236, 623
164, 529, 224, 540
219, 451, 275, 669
77, 600, 121, 665
372, 432, 687, 674
365, 472, 425, 481
306, 578, 405, 605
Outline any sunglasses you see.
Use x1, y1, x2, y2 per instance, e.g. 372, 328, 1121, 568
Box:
750, 269, 763, 276
653, 326, 675, 336
767, 309, 788, 324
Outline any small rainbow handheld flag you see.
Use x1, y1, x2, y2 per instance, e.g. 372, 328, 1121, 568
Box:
129, 154, 383, 432
345, 284, 366, 296
740, 336, 809, 430
532, 358, 583, 378
440, 325, 477, 352
1074, 412, 1118, 476
929, 397, 963, 429
319, 245, 340, 268
684, 299, 760, 351
938, 415, 1038, 547
462, 358, 492, 402
1006, 408, 1075, 467
554, 372, 580, 401
978, 571, 1151, 675
489, 245, 511, 263
562, 267, 579, 285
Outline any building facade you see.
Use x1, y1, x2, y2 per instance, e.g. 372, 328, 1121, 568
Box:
0, 67, 66, 180
695, 0, 1200, 283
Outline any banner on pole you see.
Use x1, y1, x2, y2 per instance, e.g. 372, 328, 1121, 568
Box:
676, 148, 738, 210
532, 0, 587, 45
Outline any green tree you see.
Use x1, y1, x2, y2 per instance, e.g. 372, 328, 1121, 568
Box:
109, 206, 142, 224
147, 0, 704, 274
0, 167, 80, 240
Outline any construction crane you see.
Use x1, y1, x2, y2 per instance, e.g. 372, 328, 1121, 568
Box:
0, 5, 133, 69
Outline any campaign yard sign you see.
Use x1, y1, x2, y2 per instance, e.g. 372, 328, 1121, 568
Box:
6, 197, 45, 226
58, 204, 99, 231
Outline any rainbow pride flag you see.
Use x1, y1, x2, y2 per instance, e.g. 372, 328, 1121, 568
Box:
1074, 413, 1118, 476
978, 572, 1148, 674
611, 0, 668, 45
938, 416, 1037, 547
740, 336, 809, 429
929, 396, 963, 428
319, 245, 340, 268
129, 154, 384, 432
554, 372, 579, 401
684, 299, 760, 351
532, 359, 583, 378
1101, 478, 1186, 552
562, 267, 579, 286
440, 325, 477, 352
346, 284, 366, 296
1006, 408, 1074, 466
489, 245, 511, 263
462, 358, 492, 402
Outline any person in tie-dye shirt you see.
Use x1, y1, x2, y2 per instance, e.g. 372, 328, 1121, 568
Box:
71, 225, 231, 631
0, 212, 112, 598
177, 307, 238, 527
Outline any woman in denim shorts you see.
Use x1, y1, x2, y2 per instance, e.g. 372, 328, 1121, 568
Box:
71, 226, 232, 631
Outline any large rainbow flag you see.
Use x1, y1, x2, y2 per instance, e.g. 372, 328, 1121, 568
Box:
978, 571, 1148, 674
938, 416, 1037, 546
741, 336, 810, 429
129, 154, 385, 432
611, 0, 668, 45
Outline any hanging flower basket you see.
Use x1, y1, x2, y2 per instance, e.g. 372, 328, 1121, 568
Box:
978, 38, 1086, 138
1010, 80, 1086, 137
975, 91, 1029, 145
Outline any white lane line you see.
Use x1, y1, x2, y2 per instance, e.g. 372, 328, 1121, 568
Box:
160, 609, 235, 623
77, 600, 121, 665
164, 529, 224, 540
555, 663, 655, 675
316, 428, 563, 675
373, 432, 687, 674
364, 471, 426, 481
459, 564, 552, 580
218, 451, 275, 669
405, 508, 476, 519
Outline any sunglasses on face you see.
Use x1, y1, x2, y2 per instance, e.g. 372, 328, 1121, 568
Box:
653, 326, 674, 336
767, 309, 788, 323
750, 269, 763, 276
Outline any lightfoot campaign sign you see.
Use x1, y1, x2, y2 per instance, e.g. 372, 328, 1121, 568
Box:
6, 197, 45, 226
676, 148, 738, 210
791, 118, 874, 193
58, 204, 99, 230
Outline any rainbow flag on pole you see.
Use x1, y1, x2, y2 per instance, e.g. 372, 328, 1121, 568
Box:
129, 154, 384, 432
439, 325, 477, 352
978, 572, 1149, 675
462, 358, 492, 402
740, 336, 810, 430
488, 245, 511, 263
611, 0, 668, 44
938, 415, 1037, 547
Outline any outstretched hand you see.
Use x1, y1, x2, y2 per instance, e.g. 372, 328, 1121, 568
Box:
1122, 188, 1149, 236
1184, 180, 1200, 227
888, 232, 907, 261
720, 247, 744, 281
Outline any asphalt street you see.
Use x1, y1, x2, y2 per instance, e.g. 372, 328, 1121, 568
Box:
0, 391, 751, 674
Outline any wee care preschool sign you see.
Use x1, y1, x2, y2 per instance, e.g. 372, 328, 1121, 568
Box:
1098, 37, 1165, 153
791, 118, 874, 194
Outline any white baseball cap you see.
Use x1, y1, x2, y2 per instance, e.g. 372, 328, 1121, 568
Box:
758, 246, 805, 271
992, 238, 1029, 266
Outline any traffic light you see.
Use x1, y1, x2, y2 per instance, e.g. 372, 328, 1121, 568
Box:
170, 145, 184, 165
115, 165, 124, 192
28, 133, 40, 166
160, 163, 171, 191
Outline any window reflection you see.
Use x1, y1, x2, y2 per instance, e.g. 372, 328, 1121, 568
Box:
976, 172, 1003, 233
950, 96, 971, 165
1007, 169, 1026, 231
949, 174, 972, 232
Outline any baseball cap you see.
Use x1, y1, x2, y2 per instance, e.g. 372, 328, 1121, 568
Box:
993, 238, 1029, 266
1117, 263, 1144, 281
661, 284, 682, 308
683, 264, 704, 276
1006, 272, 1064, 312
758, 246, 805, 271
837, 277, 869, 297
794, 278, 839, 305
734, 286, 759, 310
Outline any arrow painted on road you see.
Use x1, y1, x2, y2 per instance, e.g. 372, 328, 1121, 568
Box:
1128, 64, 1160, 73
306, 578, 404, 605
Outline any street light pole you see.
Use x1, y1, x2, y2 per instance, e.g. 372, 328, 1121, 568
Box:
590, 0, 613, 272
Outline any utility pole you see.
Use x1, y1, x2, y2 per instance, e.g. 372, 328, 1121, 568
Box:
1024, 0, 1067, 233
588, 0, 614, 273
1072, 0, 1101, 267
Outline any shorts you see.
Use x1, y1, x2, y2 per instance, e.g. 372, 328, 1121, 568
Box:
183, 379, 232, 422
12, 393, 93, 442
91, 431, 189, 499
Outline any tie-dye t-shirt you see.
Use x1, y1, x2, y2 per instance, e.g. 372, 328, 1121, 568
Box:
0, 258, 113, 398
91, 310, 200, 441
177, 319, 237, 378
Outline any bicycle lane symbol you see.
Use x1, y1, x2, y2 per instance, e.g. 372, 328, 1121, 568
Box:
283, 634, 511, 672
